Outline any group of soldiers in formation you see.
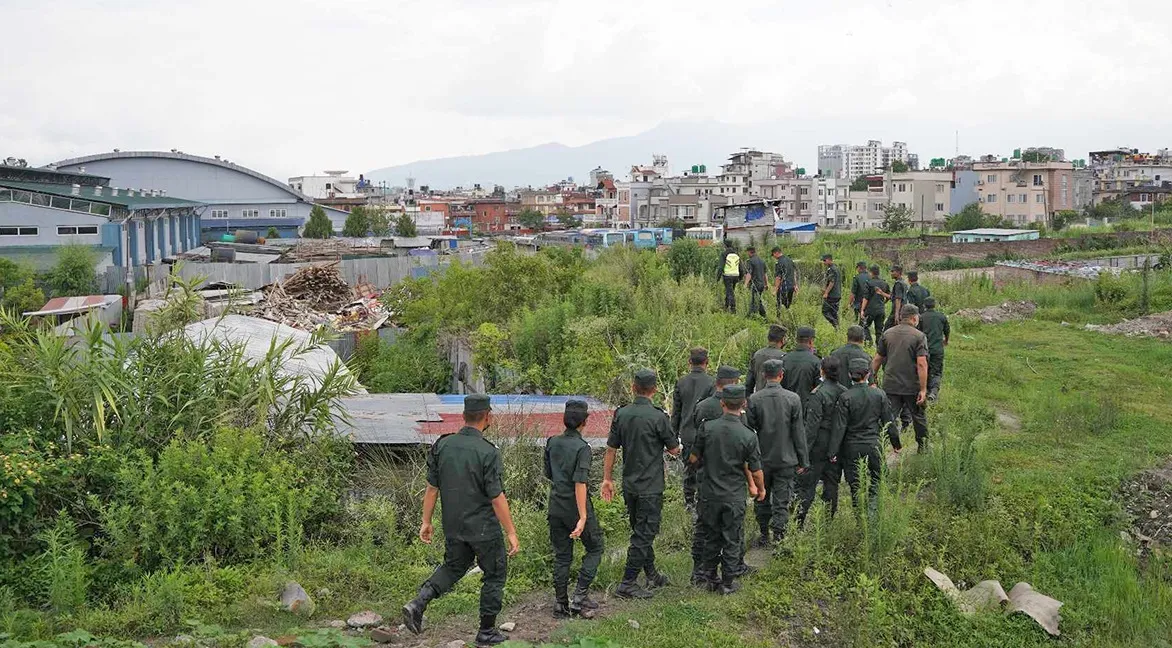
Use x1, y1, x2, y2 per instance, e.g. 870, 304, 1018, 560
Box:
401, 248, 952, 647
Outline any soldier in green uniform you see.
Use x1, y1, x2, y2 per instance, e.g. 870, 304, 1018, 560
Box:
544, 400, 603, 619
874, 304, 930, 452
906, 271, 930, 311
403, 395, 521, 647
746, 324, 787, 394
849, 261, 869, 329
884, 265, 908, 330
691, 384, 765, 595
743, 246, 768, 318
746, 358, 807, 546
689, 366, 750, 584
797, 357, 846, 525
820, 254, 842, 328
780, 326, 821, 409
859, 265, 889, 345
601, 368, 681, 599
672, 348, 716, 512
828, 359, 901, 515
771, 246, 799, 313
917, 298, 950, 402
830, 326, 873, 388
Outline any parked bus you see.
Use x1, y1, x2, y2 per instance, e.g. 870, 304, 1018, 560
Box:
585, 229, 632, 249
537, 230, 584, 248
685, 226, 724, 246
633, 229, 658, 249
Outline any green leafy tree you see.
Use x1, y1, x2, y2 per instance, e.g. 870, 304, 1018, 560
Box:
303, 205, 335, 239
1051, 210, 1078, 231
657, 217, 687, 232
850, 175, 870, 191
266, 226, 280, 239
890, 160, 910, 172
394, 213, 418, 237
342, 206, 371, 237
517, 208, 547, 232
555, 209, 582, 230
369, 208, 392, 236
945, 202, 985, 231
879, 204, 915, 233
3, 276, 46, 314
47, 245, 98, 297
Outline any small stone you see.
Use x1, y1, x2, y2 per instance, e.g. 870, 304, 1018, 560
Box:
370, 627, 397, 643
1150, 510, 1160, 519
467, 565, 483, 576
247, 637, 278, 648
1120, 530, 1132, 543
627, 619, 640, 630
347, 611, 383, 628
445, 641, 466, 648
328, 620, 346, 629
397, 624, 406, 632
279, 582, 315, 617
813, 627, 821, 635
499, 622, 516, 632
173, 635, 195, 645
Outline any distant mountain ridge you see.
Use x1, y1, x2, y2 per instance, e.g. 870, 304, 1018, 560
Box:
365, 120, 773, 190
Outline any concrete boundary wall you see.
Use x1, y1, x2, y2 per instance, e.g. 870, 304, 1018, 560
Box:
861, 230, 1172, 264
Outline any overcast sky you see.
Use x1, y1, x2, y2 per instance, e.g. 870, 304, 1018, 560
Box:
3, 0, 1170, 181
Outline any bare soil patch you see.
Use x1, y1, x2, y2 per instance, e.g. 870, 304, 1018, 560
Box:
955, 301, 1037, 324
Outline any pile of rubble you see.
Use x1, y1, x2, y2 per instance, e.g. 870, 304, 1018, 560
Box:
1085, 311, 1172, 341
1117, 458, 1172, 557
250, 263, 390, 332
955, 301, 1037, 324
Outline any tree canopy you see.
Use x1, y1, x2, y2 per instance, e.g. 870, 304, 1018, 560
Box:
47, 245, 98, 297
517, 208, 546, 232
394, 212, 418, 238
303, 205, 335, 239
342, 206, 371, 237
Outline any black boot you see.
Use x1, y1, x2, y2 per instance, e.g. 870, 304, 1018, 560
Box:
569, 585, 596, 619
751, 528, 771, 548
475, 615, 508, 647
718, 577, 742, 596
615, 579, 654, 599
644, 567, 670, 589
553, 584, 571, 618
402, 584, 437, 635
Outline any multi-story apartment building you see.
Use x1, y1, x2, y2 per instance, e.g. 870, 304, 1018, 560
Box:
818, 140, 910, 180
973, 160, 1074, 225
755, 177, 850, 228
519, 189, 562, 215
1089, 148, 1172, 206
887, 171, 953, 228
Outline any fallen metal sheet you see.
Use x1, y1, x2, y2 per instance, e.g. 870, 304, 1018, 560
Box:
924, 567, 1062, 636
1006, 582, 1063, 637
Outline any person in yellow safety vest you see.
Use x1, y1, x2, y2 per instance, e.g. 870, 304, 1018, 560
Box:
717, 240, 743, 313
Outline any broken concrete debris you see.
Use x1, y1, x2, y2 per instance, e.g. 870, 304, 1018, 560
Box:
924, 567, 1062, 636
955, 301, 1037, 324
1085, 310, 1172, 341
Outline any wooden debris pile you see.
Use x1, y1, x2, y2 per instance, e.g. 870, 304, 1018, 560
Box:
251, 263, 390, 332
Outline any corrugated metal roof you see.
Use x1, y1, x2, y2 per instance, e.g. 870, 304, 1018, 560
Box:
24, 294, 120, 317
0, 180, 202, 210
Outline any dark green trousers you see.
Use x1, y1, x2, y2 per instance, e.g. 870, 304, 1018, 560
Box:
549, 510, 604, 594
699, 498, 746, 581
753, 466, 797, 538
424, 536, 507, 616
822, 298, 840, 328
622, 492, 663, 577
797, 459, 842, 524
928, 353, 944, 395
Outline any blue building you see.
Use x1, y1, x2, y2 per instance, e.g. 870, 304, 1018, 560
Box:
0, 162, 202, 272
950, 169, 979, 214
52, 151, 348, 240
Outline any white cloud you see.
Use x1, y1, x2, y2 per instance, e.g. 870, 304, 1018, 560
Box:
1, 0, 1170, 181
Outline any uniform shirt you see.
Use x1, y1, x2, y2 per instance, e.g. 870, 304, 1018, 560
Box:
850, 270, 870, 306
672, 368, 716, 445
877, 323, 929, 396
747, 254, 767, 288
691, 391, 747, 473
804, 380, 846, 462
775, 255, 797, 288
918, 309, 951, 356
427, 426, 504, 542
780, 346, 821, 408
827, 383, 900, 458
829, 343, 873, 388
694, 413, 762, 503
719, 250, 743, 279
907, 283, 931, 310
607, 396, 679, 496
824, 264, 843, 299
746, 346, 786, 394
544, 427, 593, 521
746, 383, 808, 471
889, 279, 908, 316
864, 277, 890, 315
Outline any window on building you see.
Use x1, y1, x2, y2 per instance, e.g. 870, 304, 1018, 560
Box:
1032, 174, 1043, 186
936, 184, 945, 194
986, 194, 997, 203
0, 226, 38, 236
800, 202, 809, 210
987, 174, 996, 183
57, 226, 99, 235
1036, 194, 1044, 204
269, 209, 287, 218
241, 209, 259, 218
1007, 195, 1015, 203
800, 187, 809, 195
897, 183, 907, 192
325, 183, 333, 190
209, 209, 229, 218
1019, 194, 1026, 203
935, 202, 945, 212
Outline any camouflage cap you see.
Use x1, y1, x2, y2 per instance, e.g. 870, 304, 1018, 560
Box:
464, 394, 493, 414
633, 367, 658, 389
796, 326, 816, 340
716, 365, 742, 380
848, 358, 871, 374
720, 384, 746, 399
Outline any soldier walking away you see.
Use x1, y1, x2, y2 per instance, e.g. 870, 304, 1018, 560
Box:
672, 348, 716, 513
544, 400, 604, 620
830, 326, 873, 388
906, 271, 930, 311
601, 369, 681, 599
746, 359, 807, 546
917, 298, 950, 402
858, 265, 889, 345
797, 357, 847, 525
820, 254, 842, 328
744, 247, 768, 318
780, 327, 821, 409
718, 240, 743, 313
771, 246, 799, 312
691, 385, 765, 595
884, 265, 908, 330
746, 324, 787, 394
849, 261, 869, 325
403, 395, 521, 647
827, 359, 900, 516
873, 304, 930, 453
689, 366, 750, 584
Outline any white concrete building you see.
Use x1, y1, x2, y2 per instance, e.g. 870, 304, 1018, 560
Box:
818, 140, 910, 180
288, 170, 369, 200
